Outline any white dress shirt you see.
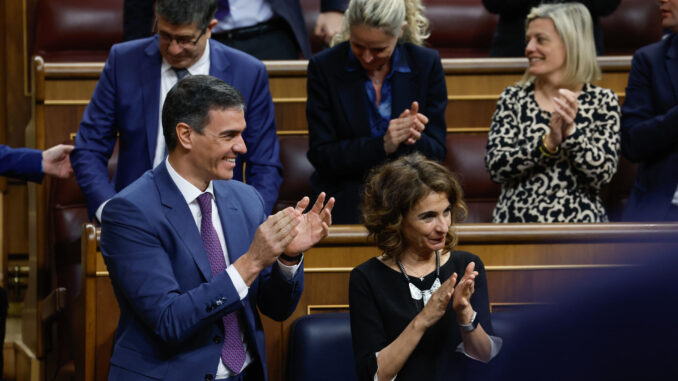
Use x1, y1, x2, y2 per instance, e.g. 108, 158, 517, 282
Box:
213, 0, 274, 33
165, 157, 300, 378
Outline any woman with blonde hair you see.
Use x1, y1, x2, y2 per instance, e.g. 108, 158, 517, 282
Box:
485, 2, 621, 222
306, 0, 447, 224
350, 153, 501, 380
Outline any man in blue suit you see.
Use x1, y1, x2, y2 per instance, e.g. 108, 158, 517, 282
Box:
0, 144, 73, 183
101, 75, 333, 380
71, 0, 282, 222
621, 0, 678, 221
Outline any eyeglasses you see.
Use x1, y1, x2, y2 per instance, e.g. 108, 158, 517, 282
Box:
156, 22, 206, 47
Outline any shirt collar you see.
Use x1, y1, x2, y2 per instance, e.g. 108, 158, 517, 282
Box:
161, 39, 211, 76
165, 157, 215, 205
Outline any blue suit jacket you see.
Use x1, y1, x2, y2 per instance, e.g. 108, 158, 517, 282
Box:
306, 42, 447, 223
71, 36, 282, 218
100, 162, 303, 380
621, 33, 678, 221
0, 145, 43, 183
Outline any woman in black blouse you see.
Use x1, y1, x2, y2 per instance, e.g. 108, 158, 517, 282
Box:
349, 153, 501, 381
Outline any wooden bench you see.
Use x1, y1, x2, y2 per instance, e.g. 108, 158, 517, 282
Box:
81, 222, 678, 381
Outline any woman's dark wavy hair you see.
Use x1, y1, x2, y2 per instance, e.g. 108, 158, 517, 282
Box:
361, 153, 467, 260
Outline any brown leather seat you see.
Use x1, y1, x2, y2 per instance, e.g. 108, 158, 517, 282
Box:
275, 135, 314, 212
34, 0, 123, 62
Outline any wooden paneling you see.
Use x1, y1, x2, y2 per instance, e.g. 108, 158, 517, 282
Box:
80, 222, 678, 381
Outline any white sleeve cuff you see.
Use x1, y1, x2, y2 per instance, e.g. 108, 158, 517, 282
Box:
276, 253, 303, 280
226, 265, 249, 300
96, 199, 110, 222
373, 351, 396, 381
455, 333, 503, 363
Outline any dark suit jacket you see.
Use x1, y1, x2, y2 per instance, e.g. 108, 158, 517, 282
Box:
123, 0, 349, 58
0, 145, 43, 183
306, 42, 447, 223
621, 33, 678, 221
101, 162, 303, 380
71, 36, 282, 218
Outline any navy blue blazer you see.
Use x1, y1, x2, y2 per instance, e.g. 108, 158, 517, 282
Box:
621, 33, 678, 221
306, 42, 447, 223
0, 145, 43, 183
101, 162, 303, 380
71, 36, 282, 218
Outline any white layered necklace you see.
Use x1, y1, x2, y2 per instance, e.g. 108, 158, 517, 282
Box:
397, 251, 441, 310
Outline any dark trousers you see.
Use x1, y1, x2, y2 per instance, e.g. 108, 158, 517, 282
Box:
211, 18, 299, 60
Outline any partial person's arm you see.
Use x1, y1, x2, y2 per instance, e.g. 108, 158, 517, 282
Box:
560, 89, 620, 190
485, 88, 555, 183
71, 48, 121, 219
315, 0, 347, 46
240, 63, 283, 214
0, 145, 44, 183
621, 50, 678, 163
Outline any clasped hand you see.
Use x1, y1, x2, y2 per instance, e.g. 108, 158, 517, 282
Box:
545, 88, 578, 150
417, 262, 478, 329
383, 101, 429, 154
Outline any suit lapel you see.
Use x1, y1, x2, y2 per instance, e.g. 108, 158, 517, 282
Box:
142, 37, 163, 166
391, 47, 418, 118
155, 162, 213, 281
337, 68, 371, 137
213, 182, 245, 266
666, 35, 678, 103
209, 41, 233, 86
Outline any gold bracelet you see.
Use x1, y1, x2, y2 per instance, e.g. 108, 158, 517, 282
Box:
539, 145, 553, 157
542, 134, 559, 154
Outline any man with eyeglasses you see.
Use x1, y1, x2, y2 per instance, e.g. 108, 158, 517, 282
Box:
71, 0, 283, 222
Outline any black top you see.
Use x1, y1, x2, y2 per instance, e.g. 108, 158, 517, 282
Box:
349, 251, 493, 381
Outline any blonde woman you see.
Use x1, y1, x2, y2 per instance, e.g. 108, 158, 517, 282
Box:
485, 3, 621, 222
306, 0, 447, 224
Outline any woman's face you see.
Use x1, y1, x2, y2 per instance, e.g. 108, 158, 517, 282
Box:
402, 192, 452, 258
525, 18, 567, 81
349, 24, 399, 72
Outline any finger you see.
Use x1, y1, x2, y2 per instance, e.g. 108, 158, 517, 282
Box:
554, 104, 574, 125
322, 197, 336, 219
295, 196, 310, 213
309, 192, 327, 214
553, 97, 575, 118
409, 128, 422, 140
464, 262, 476, 277
399, 109, 410, 119
410, 101, 419, 115
61, 145, 75, 154
558, 88, 577, 104
415, 112, 429, 125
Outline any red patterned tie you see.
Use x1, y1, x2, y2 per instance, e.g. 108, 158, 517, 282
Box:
197, 193, 246, 373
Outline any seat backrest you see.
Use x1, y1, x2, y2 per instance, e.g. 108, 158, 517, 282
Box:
275, 135, 314, 212
286, 312, 358, 381
445, 133, 501, 222
34, 0, 123, 62
601, 0, 662, 56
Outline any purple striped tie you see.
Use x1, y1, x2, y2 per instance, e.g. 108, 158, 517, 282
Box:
215, 0, 230, 20
197, 193, 246, 373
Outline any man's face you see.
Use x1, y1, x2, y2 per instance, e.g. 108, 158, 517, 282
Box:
157, 16, 212, 68
188, 108, 247, 184
660, 0, 678, 33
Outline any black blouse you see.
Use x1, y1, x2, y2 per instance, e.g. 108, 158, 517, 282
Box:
348, 251, 494, 381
